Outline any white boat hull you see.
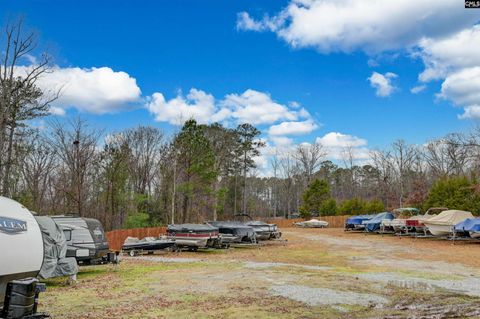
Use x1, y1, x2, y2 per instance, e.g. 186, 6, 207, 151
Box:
295, 220, 329, 228
424, 224, 453, 236
469, 231, 480, 239
382, 219, 406, 232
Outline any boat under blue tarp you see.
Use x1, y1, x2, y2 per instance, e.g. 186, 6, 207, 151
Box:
362, 212, 395, 232
454, 218, 480, 235
345, 215, 374, 230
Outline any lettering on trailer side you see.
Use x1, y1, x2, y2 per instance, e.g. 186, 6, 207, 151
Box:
0, 216, 27, 234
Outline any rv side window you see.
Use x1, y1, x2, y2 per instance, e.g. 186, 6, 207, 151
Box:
63, 230, 72, 241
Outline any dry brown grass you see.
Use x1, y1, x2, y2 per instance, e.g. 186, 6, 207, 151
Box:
39, 228, 480, 318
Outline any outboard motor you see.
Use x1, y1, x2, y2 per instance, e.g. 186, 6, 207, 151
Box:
0, 197, 48, 318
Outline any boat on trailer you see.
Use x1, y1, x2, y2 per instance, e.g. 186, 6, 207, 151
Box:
454, 218, 480, 239
122, 236, 176, 256
344, 215, 373, 231
206, 221, 257, 243
363, 212, 395, 233
294, 219, 329, 228
423, 210, 474, 236
167, 224, 224, 250
381, 208, 420, 233
245, 221, 281, 240
405, 207, 448, 235
0, 197, 48, 318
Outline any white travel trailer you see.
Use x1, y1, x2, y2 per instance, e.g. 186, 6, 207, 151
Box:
0, 196, 48, 318
0, 197, 44, 304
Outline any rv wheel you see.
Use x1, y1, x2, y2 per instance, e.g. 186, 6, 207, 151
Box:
129, 250, 136, 257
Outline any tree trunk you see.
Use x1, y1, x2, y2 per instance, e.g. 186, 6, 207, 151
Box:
2, 124, 16, 196
242, 151, 247, 215
212, 180, 219, 221
182, 195, 188, 223
233, 174, 237, 215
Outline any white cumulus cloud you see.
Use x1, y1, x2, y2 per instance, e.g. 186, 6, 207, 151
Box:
269, 136, 294, 147
147, 88, 313, 127
458, 105, 480, 120
412, 25, 480, 119
418, 25, 480, 83
236, 12, 267, 32
221, 89, 308, 125
316, 132, 369, 161
410, 85, 427, 94
146, 89, 216, 125
368, 72, 398, 97
438, 67, 480, 119
237, 0, 477, 54
317, 132, 367, 148
238, 1, 480, 120
268, 120, 318, 136
34, 66, 141, 114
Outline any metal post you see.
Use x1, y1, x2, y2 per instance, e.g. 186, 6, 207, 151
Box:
171, 157, 176, 225
73, 140, 80, 216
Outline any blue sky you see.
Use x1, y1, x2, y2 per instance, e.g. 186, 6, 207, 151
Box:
1, 0, 480, 167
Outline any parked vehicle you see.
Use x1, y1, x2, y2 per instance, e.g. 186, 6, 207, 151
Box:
35, 216, 78, 280
0, 197, 48, 318
423, 210, 474, 236
51, 216, 110, 265
167, 224, 224, 250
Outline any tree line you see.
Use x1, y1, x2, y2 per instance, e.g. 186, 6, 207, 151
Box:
2, 20, 480, 230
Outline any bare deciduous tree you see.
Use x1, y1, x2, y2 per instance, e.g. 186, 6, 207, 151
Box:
47, 118, 101, 217
295, 142, 326, 184
0, 19, 58, 195
21, 135, 54, 213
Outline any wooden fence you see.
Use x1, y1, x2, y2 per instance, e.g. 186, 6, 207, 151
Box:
105, 215, 350, 251
106, 226, 167, 251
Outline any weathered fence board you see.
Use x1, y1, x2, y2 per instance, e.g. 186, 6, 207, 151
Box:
106, 226, 167, 251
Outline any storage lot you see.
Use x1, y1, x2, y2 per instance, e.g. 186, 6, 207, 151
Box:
42, 229, 480, 318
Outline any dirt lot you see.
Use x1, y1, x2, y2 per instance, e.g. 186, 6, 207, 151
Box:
42, 229, 480, 318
